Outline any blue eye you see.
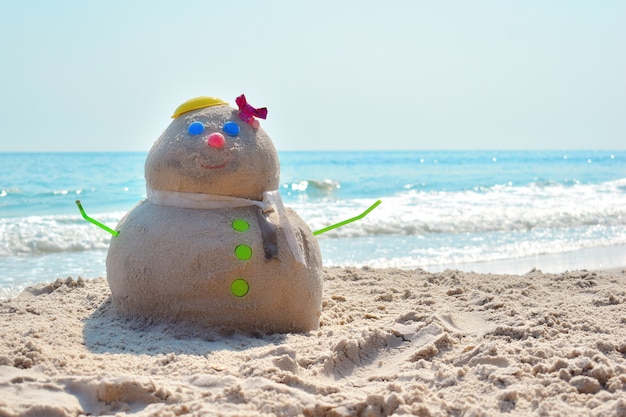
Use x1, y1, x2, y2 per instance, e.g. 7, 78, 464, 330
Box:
223, 121, 240, 136
188, 122, 205, 135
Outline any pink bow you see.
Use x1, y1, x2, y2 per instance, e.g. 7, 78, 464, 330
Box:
236, 94, 267, 128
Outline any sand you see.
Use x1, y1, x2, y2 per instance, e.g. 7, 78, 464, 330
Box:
1, 267, 625, 417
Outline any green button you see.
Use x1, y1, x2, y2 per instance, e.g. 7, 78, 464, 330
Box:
235, 244, 252, 260
232, 219, 250, 232
231, 279, 249, 297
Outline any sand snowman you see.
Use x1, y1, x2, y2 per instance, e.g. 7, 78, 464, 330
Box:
105, 95, 323, 333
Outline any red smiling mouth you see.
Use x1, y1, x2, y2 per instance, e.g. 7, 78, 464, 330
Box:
200, 160, 229, 170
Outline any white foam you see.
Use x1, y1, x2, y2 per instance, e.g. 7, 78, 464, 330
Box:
0, 212, 124, 257
297, 178, 626, 238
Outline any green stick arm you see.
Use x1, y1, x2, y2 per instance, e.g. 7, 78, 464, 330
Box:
313, 200, 381, 236
75, 200, 119, 237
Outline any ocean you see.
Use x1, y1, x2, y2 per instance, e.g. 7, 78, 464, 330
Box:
1, 150, 625, 298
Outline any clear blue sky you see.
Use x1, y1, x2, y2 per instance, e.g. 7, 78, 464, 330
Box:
1, 1, 624, 152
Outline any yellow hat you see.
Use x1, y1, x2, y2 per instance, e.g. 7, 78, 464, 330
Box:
171, 96, 228, 118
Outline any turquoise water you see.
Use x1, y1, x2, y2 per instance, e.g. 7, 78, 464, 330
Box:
1, 150, 625, 297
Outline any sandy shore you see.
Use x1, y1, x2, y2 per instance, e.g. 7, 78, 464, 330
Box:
1, 267, 625, 416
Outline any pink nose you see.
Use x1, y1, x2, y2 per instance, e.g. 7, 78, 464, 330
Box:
207, 132, 225, 149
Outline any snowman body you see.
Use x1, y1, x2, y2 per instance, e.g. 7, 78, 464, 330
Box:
106, 97, 323, 333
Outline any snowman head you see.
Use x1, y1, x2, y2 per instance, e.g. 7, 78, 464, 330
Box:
145, 96, 279, 200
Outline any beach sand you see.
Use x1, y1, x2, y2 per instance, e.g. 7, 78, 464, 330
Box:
1, 267, 625, 416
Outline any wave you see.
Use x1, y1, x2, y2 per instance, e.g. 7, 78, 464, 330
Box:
0, 212, 123, 257
282, 179, 341, 197
297, 178, 626, 237
2, 179, 625, 258
0, 187, 22, 196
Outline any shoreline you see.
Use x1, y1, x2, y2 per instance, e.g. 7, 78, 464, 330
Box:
424, 244, 626, 275
1, 266, 625, 416
2, 243, 626, 300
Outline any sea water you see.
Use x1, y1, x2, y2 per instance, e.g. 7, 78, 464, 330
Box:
1, 150, 625, 297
